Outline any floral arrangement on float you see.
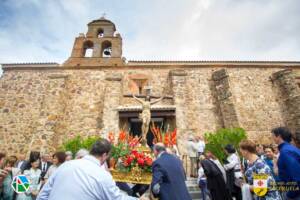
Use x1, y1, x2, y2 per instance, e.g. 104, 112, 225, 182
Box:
150, 123, 177, 148
150, 122, 179, 156
107, 125, 177, 184
108, 130, 154, 184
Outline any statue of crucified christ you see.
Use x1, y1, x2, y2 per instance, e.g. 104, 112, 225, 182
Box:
132, 93, 165, 143
124, 86, 173, 145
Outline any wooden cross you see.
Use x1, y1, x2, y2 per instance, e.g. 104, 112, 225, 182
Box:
124, 86, 173, 99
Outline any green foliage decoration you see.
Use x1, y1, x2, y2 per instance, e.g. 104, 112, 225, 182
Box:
204, 128, 247, 163
111, 142, 130, 160
62, 135, 102, 156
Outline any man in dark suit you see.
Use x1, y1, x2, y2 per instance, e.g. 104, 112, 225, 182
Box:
16, 154, 26, 169
151, 143, 191, 200
39, 153, 52, 181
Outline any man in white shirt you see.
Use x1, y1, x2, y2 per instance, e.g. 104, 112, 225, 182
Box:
37, 139, 147, 200
197, 135, 205, 156
187, 135, 199, 177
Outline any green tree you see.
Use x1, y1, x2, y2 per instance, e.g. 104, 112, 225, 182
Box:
62, 135, 102, 156
204, 128, 247, 163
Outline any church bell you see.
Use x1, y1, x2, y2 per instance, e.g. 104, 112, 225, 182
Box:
103, 47, 112, 56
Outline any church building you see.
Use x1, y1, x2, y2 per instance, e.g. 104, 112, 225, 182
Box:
1, 17, 300, 155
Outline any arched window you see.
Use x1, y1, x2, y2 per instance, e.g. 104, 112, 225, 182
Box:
101, 41, 112, 57
97, 28, 104, 38
83, 41, 94, 57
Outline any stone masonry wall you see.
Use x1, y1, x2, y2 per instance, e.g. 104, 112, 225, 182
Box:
102, 73, 123, 138
272, 69, 300, 132
60, 71, 106, 141
227, 68, 287, 143
0, 70, 68, 154
212, 69, 239, 128
1, 66, 299, 155
169, 69, 189, 155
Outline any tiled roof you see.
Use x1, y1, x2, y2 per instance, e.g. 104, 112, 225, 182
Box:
128, 60, 300, 65
1, 62, 58, 65
1, 62, 59, 68
128, 60, 300, 63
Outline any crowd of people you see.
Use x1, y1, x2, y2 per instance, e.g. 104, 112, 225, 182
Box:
0, 149, 90, 200
0, 126, 299, 200
188, 127, 300, 200
0, 140, 190, 200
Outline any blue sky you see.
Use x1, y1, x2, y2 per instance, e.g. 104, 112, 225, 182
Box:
1, 0, 300, 75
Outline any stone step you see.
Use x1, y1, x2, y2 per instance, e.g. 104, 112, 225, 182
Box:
186, 178, 198, 183
185, 179, 202, 200
186, 177, 198, 181
188, 186, 200, 191
189, 190, 201, 199
186, 182, 198, 186
186, 183, 198, 187
186, 180, 199, 187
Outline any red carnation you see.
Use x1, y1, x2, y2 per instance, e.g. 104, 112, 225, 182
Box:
145, 157, 153, 166
137, 158, 145, 166
132, 150, 139, 158
132, 150, 138, 155
139, 152, 145, 158
126, 156, 133, 165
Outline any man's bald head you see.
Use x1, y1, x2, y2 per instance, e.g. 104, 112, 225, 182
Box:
153, 143, 166, 157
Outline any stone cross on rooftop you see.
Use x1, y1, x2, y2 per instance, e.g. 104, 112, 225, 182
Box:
101, 13, 106, 19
